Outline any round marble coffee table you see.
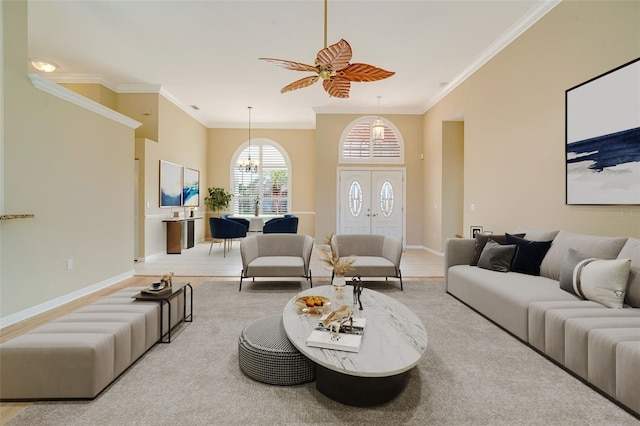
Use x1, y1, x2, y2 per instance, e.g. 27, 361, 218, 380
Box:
282, 285, 427, 406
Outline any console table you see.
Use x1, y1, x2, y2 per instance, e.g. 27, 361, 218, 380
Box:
162, 217, 201, 254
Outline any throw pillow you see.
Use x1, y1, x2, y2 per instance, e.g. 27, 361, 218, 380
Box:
559, 248, 632, 308
477, 239, 517, 273
505, 233, 552, 276
470, 233, 524, 266
559, 248, 591, 296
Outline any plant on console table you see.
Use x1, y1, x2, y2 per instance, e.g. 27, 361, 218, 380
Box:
204, 187, 233, 217
320, 233, 355, 301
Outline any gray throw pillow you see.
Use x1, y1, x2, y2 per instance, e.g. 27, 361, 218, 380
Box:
477, 239, 517, 273
470, 233, 524, 266
559, 248, 591, 296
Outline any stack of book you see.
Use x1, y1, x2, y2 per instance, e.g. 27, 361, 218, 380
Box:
306, 317, 366, 353
140, 283, 172, 297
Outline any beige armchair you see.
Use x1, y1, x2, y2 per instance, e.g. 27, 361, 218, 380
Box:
331, 234, 403, 290
239, 234, 314, 291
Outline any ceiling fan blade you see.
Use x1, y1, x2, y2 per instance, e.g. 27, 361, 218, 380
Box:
339, 63, 395, 82
259, 58, 318, 73
323, 78, 351, 98
281, 75, 320, 93
316, 39, 352, 70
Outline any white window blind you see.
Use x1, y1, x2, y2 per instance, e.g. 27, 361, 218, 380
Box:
341, 118, 403, 163
233, 142, 289, 215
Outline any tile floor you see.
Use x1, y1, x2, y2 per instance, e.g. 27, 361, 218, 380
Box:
134, 240, 444, 279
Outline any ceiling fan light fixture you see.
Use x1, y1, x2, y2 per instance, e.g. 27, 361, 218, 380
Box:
28, 58, 58, 73
372, 96, 385, 142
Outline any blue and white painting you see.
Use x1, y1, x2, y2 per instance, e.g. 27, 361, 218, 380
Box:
566, 58, 640, 205
183, 168, 199, 207
160, 160, 182, 207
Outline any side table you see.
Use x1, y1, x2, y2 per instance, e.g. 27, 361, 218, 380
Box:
133, 282, 193, 343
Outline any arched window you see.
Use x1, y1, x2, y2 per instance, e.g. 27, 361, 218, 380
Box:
231, 139, 291, 216
339, 116, 404, 164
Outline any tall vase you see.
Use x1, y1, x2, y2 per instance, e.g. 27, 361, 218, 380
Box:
332, 274, 346, 302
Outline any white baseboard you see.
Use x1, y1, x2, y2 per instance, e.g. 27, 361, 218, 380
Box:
405, 245, 444, 257
0, 270, 135, 329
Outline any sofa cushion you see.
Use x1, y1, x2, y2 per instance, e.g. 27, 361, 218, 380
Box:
539, 231, 628, 281
527, 300, 600, 352
348, 256, 397, 277
616, 341, 640, 414
514, 226, 559, 242
333, 234, 385, 257
0, 333, 114, 399
544, 308, 640, 364
588, 328, 640, 398
247, 256, 305, 277
447, 265, 577, 341
470, 233, 524, 266
477, 240, 516, 272
617, 237, 640, 308
505, 234, 552, 276
564, 317, 640, 380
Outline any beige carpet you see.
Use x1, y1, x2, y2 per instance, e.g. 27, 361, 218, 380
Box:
8, 280, 638, 425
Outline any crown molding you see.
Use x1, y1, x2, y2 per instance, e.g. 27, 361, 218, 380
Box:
117, 83, 162, 93
423, 0, 562, 113
29, 74, 142, 129
35, 74, 207, 127
44, 73, 118, 92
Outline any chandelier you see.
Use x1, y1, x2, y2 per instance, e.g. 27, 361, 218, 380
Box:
238, 106, 259, 173
372, 96, 385, 142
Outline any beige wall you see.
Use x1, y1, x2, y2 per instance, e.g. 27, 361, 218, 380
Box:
442, 121, 464, 241
59, 83, 117, 110
117, 93, 159, 141
424, 0, 640, 251
315, 113, 424, 246
2, 0, 135, 319
207, 128, 316, 236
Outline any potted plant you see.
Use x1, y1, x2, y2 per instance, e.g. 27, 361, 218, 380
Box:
204, 187, 233, 216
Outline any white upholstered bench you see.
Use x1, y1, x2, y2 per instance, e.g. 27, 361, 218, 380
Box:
0, 285, 185, 400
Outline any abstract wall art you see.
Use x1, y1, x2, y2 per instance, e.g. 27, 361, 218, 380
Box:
565, 58, 640, 205
183, 167, 200, 207
160, 160, 183, 207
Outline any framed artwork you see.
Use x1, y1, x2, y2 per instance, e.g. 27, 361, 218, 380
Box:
159, 160, 183, 207
565, 57, 640, 205
183, 168, 200, 207
470, 226, 483, 238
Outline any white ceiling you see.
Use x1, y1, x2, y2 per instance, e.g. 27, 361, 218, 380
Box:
27, 0, 559, 129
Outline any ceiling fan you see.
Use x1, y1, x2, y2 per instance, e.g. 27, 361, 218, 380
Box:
259, 0, 394, 98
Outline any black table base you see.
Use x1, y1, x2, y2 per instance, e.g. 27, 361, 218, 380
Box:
315, 364, 410, 406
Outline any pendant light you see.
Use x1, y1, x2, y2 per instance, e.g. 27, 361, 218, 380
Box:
372, 96, 385, 142
238, 106, 259, 173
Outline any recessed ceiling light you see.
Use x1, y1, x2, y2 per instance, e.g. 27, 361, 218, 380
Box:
190, 105, 200, 111
439, 82, 449, 88
29, 58, 58, 73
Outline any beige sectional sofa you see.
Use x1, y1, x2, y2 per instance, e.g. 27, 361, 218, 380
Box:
445, 229, 639, 415
239, 234, 314, 291
331, 234, 403, 290
0, 286, 185, 400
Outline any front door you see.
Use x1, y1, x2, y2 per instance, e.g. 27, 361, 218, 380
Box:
338, 169, 404, 241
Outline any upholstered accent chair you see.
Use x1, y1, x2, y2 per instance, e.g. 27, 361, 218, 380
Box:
239, 233, 313, 291
262, 215, 298, 234
209, 217, 247, 257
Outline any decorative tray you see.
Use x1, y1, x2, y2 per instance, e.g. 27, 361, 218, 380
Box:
295, 296, 331, 315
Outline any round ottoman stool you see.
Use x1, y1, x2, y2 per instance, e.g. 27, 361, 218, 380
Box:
238, 314, 315, 385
